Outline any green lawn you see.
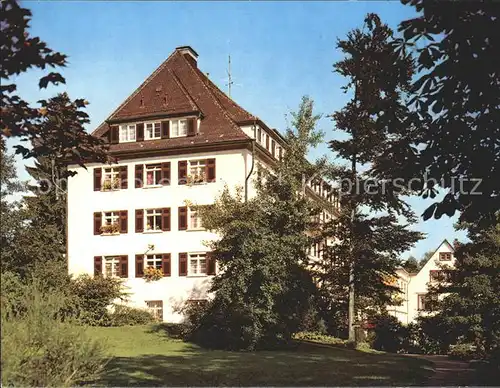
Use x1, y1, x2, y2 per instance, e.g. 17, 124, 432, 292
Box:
88, 325, 433, 386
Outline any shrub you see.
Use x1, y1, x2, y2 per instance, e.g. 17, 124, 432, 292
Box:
294, 331, 347, 347
371, 314, 407, 353
449, 343, 477, 360
109, 305, 156, 326
1, 279, 106, 387
69, 274, 126, 326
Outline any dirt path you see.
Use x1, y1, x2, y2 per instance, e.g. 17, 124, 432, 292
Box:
408, 354, 476, 386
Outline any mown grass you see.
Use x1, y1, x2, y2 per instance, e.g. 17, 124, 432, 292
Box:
88, 325, 434, 386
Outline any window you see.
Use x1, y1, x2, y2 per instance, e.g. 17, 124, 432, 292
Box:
430, 270, 453, 283
257, 127, 262, 142
189, 207, 203, 230
189, 253, 207, 276
119, 124, 136, 142
418, 294, 437, 311
417, 294, 427, 311
189, 160, 206, 183
103, 256, 120, 278
145, 164, 162, 186
439, 252, 452, 261
102, 211, 120, 234
146, 300, 163, 320
145, 122, 161, 140
145, 209, 162, 231
145, 254, 163, 270
171, 119, 188, 137
102, 167, 121, 191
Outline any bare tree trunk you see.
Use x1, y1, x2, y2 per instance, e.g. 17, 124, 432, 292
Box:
348, 155, 356, 344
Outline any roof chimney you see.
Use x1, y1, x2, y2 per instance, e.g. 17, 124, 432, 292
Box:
176, 46, 198, 67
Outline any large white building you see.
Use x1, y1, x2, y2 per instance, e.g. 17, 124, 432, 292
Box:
388, 240, 456, 324
67, 46, 338, 322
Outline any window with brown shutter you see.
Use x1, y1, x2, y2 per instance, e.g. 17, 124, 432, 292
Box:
119, 256, 128, 278
135, 255, 144, 278
162, 208, 171, 231
119, 211, 128, 234
136, 123, 144, 141
206, 158, 216, 182
120, 166, 128, 189
94, 256, 102, 276
178, 207, 187, 230
207, 253, 216, 275
271, 140, 276, 158
178, 161, 187, 185
161, 121, 170, 139
162, 254, 171, 277
135, 164, 143, 188
109, 125, 119, 144
94, 168, 102, 191
179, 253, 188, 276
94, 212, 102, 235
266, 134, 270, 150
161, 162, 171, 186
187, 118, 196, 136
135, 209, 144, 233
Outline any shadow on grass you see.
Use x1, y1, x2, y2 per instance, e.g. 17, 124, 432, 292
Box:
97, 339, 433, 387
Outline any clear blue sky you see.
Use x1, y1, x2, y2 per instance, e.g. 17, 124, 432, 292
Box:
10, 1, 467, 259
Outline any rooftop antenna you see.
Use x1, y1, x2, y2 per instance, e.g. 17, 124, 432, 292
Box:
226, 54, 234, 97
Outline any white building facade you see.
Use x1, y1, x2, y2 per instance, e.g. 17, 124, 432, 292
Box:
388, 240, 456, 325
67, 46, 338, 322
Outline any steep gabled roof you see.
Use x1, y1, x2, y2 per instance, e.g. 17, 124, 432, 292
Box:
92, 47, 255, 153
410, 239, 455, 277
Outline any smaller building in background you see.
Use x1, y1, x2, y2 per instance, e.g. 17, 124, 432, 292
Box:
389, 240, 456, 325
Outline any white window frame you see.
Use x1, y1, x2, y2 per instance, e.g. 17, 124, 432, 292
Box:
119, 124, 136, 143
188, 252, 207, 276
145, 209, 162, 232
188, 207, 203, 230
144, 164, 162, 187
102, 167, 121, 191
146, 300, 163, 320
188, 159, 206, 184
170, 119, 188, 138
144, 121, 161, 140
103, 211, 120, 227
103, 256, 120, 278
145, 254, 163, 270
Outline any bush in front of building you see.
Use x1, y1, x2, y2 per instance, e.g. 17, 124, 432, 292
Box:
1, 275, 107, 387
370, 314, 408, 353
109, 304, 156, 326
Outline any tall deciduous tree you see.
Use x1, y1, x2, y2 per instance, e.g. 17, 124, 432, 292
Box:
1, 1, 110, 166
323, 14, 424, 342
190, 97, 324, 350
375, 0, 500, 230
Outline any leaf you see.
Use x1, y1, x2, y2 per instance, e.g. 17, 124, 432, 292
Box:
39, 72, 66, 89
422, 203, 437, 221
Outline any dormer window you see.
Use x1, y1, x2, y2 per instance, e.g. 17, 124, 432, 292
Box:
119, 124, 136, 143
145, 122, 161, 140
171, 119, 188, 137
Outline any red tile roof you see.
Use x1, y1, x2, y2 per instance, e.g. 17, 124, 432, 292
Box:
92, 47, 262, 153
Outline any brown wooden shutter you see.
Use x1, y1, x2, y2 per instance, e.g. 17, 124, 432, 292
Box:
271, 140, 276, 158
178, 161, 187, 185
136, 123, 144, 141
162, 254, 171, 277
179, 253, 188, 276
161, 121, 170, 139
207, 253, 216, 275
162, 208, 171, 231
135, 209, 144, 233
109, 125, 119, 144
135, 255, 144, 278
206, 158, 216, 182
94, 212, 102, 235
266, 134, 270, 150
278, 147, 283, 161
119, 210, 128, 234
178, 206, 187, 230
93, 168, 102, 191
120, 166, 128, 189
119, 255, 128, 278
94, 256, 102, 276
187, 118, 196, 136
161, 162, 170, 186
135, 164, 143, 188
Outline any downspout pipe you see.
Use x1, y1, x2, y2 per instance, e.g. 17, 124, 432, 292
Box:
244, 122, 257, 202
